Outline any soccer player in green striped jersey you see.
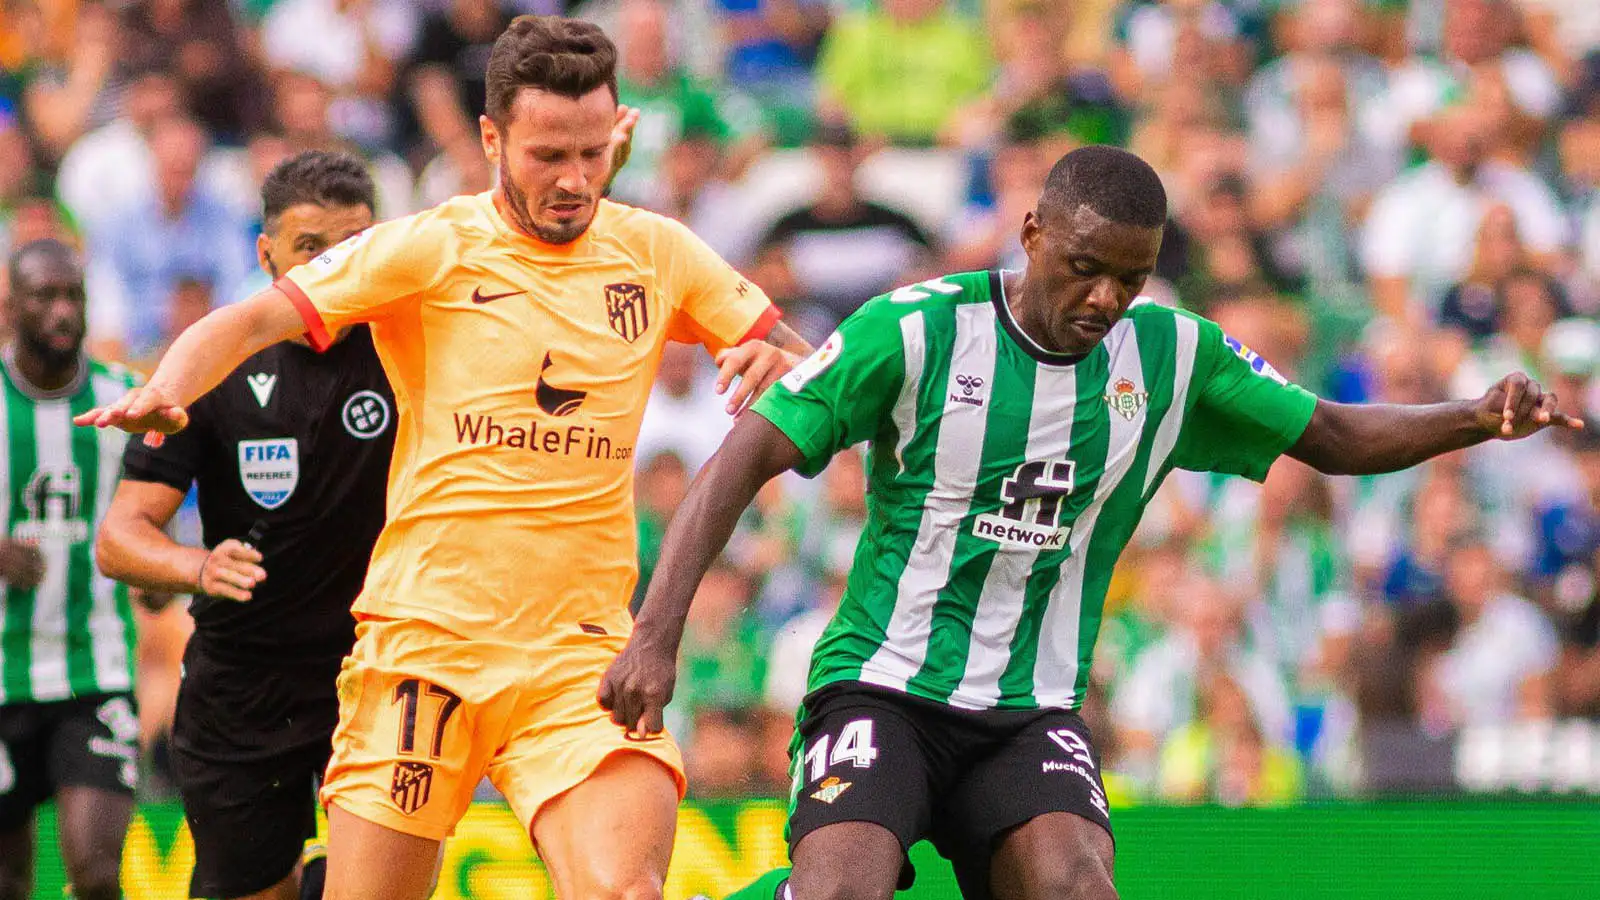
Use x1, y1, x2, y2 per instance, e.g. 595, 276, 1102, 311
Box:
0, 239, 139, 900
602, 146, 1582, 900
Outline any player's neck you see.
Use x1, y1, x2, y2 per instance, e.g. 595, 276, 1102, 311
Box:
1003, 270, 1072, 358
3, 341, 83, 396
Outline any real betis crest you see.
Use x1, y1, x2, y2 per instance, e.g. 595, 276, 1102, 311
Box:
810, 776, 852, 804
1105, 378, 1148, 421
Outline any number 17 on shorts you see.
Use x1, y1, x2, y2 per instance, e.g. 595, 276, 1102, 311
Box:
388, 678, 461, 814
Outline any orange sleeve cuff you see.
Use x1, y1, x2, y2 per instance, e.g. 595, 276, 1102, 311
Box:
736, 305, 783, 345
275, 276, 333, 353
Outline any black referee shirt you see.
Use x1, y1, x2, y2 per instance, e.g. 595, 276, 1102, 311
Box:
123, 327, 394, 667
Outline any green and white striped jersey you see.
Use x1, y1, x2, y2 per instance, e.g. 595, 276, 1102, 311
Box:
0, 354, 137, 705
752, 271, 1317, 711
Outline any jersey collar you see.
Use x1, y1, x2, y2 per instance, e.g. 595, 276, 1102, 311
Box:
990, 270, 1090, 368
1, 343, 87, 401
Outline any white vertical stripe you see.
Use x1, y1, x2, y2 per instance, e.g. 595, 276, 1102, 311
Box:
89, 374, 132, 692
1143, 313, 1200, 493
891, 312, 927, 473
951, 362, 1077, 709
29, 400, 73, 700
1033, 321, 1147, 707
861, 303, 997, 692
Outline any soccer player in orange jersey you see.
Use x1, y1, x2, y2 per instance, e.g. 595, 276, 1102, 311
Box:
78, 16, 810, 900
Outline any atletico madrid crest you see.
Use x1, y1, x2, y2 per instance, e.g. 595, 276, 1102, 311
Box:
604, 282, 650, 343
1105, 378, 1148, 421
390, 761, 434, 815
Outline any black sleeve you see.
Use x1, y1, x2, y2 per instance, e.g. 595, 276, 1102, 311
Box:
121, 399, 212, 492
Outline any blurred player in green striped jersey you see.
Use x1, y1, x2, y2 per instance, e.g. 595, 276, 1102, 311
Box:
0, 238, 139, 900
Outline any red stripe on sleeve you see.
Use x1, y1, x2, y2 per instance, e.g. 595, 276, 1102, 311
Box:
736, 305, 783, 345
274, 277, 333, 353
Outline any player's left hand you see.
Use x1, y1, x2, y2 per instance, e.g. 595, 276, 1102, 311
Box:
598, 630, 678, 739
606, 104, 640, 188
715, 341, 802, 415
1476, 371, 1585, 439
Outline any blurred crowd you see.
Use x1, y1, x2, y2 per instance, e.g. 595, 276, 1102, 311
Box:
4, 0, 1600, 807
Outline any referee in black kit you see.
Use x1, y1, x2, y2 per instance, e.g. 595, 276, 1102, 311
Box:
95, 151, 392, 900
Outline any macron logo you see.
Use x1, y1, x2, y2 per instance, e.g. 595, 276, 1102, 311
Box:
247, 373, 276, 408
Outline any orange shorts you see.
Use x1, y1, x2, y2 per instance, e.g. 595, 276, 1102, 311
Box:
320, 616, 686, 842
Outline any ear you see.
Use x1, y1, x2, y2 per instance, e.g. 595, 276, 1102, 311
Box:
479, 114, 500, 166
256, 233, 273, 277
1020, 210, 1042, 259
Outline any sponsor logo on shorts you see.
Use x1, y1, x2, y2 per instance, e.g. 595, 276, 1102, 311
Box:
390, 760, 434, 814
810, 776, 851, 804
1042, 727, 1108, 817
93, 697, 140, 790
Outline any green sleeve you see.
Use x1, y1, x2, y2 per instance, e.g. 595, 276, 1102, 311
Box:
1169, 316, 1317, 482
750, 303, 907, 478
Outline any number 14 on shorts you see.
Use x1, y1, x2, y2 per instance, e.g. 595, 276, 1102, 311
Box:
803, 718, 879, 782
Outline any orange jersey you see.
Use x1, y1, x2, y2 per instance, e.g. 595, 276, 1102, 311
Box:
278, 192, 777, 646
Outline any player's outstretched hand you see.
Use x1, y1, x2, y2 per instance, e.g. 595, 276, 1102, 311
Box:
715, 342, 803, 415
198, 539, 267, 603
598, 631, 678, 739
1476, 372, 1585, 440
0, 539, 44, 591
73, 384, 189, 447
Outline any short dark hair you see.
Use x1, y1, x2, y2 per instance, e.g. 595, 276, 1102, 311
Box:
7, 238, 79, 291
1038, 145, 1168, 229
485, 15, 618, 126
260, 150, 376, 233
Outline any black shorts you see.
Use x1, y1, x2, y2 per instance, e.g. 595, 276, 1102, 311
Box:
172, 646, 340, 899
0, 693, 139, 830
788, 683, 1113, 899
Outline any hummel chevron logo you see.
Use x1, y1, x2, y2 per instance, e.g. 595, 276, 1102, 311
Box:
247, 373, 276, 408
472, 287, 525, 304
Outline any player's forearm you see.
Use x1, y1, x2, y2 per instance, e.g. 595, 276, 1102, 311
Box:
632, 418, 800, 647
1288, 399, 1489, 476
146, 289, 302, 409
767, 321, 813, 356
96, 514, 207, 594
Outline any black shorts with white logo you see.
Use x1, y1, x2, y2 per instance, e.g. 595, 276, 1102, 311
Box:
787, 682, 1112, 899
172, 644, 340, 899
0, 692, 140, 830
